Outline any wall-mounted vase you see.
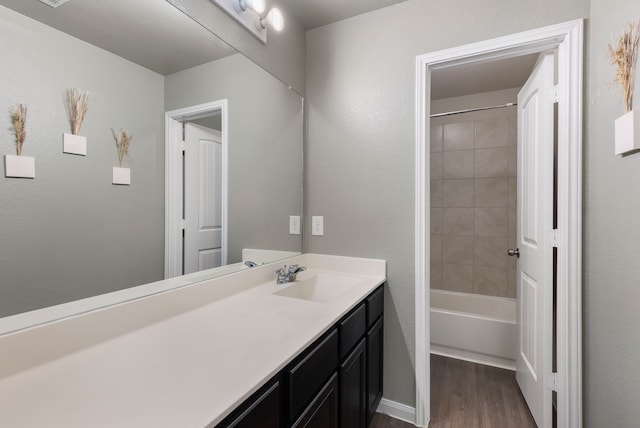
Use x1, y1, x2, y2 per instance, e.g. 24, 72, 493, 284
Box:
63, 133, 87, 156
614, 110, 640, 155
112, 166, 130, 185
4, 154, 35, 178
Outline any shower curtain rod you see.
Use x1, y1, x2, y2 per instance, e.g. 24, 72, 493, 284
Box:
430, 102, 516, 118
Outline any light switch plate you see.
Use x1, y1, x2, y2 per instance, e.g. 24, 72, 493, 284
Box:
312, 216, 324, 236
289, 216, 301, 235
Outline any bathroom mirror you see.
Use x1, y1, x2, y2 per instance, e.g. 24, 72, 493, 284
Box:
0, 0, 303, 319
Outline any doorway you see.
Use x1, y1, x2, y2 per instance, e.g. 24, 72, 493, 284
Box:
427, 51, 554, 427
414, 20, 583, 428
164, 100, 228, 278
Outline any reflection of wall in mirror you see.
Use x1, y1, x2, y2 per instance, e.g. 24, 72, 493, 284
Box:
165, 53, 304, 265
0, 5, 165, 317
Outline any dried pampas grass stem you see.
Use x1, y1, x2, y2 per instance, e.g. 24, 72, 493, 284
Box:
607, 20, 640, 113
10, 104, 27, 156
66, 88, 91, 135
111, 128, 131, 168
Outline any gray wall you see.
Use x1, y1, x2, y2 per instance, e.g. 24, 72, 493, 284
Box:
585, 0, 640, 425
0, 6, 165, 317
165, 53, 303, 263
304, 0, 588, 408
167, 0, 306, 95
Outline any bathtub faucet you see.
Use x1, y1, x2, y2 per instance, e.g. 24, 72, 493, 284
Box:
275, 264, 307, 284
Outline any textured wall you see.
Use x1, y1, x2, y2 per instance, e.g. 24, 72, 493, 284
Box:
165, 53, 303, 263
430, 89, 519, 299
305, 0, 588, 408
0, 6, 165, 317
585, 0, 640, 425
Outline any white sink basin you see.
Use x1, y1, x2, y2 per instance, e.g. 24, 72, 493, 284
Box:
273, 273, 362, 302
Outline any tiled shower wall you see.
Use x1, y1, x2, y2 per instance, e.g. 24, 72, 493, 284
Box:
430, 102, 518, 298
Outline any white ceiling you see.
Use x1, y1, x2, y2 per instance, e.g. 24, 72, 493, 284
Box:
278, 0, 408, 30
0, 0, 236, 75
431, 54, 540, 99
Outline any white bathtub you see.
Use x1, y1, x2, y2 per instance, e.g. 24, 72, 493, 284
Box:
430, 289, 516, 370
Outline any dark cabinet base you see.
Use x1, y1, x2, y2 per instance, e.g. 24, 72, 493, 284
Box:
291, 374, 339, 428
340, 338, 367, 428
218, 381, 280, 428
367, 317, 384, 424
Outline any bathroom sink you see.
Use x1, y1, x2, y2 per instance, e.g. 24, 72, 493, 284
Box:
273, 274, 362, 302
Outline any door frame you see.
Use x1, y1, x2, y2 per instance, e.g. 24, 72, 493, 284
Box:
165, 100, 229, 278
414, 20, 583, 427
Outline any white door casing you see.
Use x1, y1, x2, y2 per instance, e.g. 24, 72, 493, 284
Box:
184, 123, 225, 274
414, 20, 583, 428
516, 53, 555, 428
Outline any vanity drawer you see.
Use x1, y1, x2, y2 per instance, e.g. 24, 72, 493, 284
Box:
338, 303, 366, 360
287, 328, 338, 421
367, 286, 384, 328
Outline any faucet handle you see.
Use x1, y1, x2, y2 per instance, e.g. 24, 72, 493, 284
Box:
275, 265, 287, 275
288, 264, 299, 273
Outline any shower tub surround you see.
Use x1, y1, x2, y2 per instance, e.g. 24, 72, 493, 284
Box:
0, 254, 385, 428
430, 88, 518, 299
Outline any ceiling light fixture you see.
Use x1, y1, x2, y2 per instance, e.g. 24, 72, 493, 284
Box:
210, 0, 284, 43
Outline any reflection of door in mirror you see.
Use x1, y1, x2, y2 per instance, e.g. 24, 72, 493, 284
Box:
165, 101, 228, 278
184, 122, 225, 274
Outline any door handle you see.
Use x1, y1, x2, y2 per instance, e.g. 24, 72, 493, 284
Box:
507, 248, 520, 258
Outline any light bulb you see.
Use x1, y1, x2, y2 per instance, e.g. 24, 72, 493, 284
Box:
260, 7, 284, 32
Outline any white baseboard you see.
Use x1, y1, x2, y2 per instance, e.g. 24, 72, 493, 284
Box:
376, 398, 416, 425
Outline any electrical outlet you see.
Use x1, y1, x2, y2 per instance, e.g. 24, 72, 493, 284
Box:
312, 216, 324, 236
289, 216, 301, 235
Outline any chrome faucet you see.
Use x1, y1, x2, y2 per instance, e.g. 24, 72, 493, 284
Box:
275, 264, 307, 284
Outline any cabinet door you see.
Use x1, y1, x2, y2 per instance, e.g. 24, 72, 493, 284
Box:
291, 373, 338, 428
367, 317, 383, 424
219, 381, 280, 428
340, 338, 366, 428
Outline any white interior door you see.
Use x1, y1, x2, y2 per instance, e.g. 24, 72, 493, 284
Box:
515, 52, 555, 428
184, 122, 224, 274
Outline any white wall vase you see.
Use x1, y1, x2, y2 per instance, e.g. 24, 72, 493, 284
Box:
112, 166, 130, 185
614, 110, 640, 155
4, 154, 35, 178
62, 133, 87, 156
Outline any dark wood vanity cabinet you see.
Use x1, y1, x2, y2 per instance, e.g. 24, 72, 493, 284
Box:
217, 381, 281, 428
287, 330, 339, 421
366, 288, 384, 425
291, 374, 339, 428
366, 317, 384, 424
216, 285, 384, 428
339, 339, 367, 428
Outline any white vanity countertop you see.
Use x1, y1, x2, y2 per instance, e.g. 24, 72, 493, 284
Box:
0, 254, 385, 428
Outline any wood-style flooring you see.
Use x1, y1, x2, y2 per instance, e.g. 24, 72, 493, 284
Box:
430, 355, 537, 428
371, 355, 537, 428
